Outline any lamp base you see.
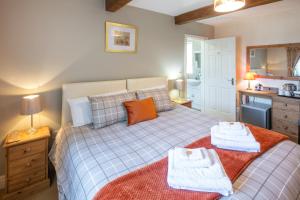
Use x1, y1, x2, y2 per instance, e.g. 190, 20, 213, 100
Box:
27, 127, 37, 135
246, 80, 252, 90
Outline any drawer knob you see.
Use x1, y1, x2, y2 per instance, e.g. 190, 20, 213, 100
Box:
24, 147, 31, 154
26, 177, 31, 183
26, 162, 31, 167
285, 103, 288, 107
284, 126, 288, 130
284, 115, 288, 119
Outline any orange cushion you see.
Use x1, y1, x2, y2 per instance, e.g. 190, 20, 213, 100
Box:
123, 97, 158, 126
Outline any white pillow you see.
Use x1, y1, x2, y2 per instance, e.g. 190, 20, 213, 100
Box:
68, 90, 127, 127
68, 97, 92, 127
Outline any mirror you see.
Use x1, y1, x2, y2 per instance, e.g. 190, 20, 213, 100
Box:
249, 47, 287, 76
247, 43, 300, 79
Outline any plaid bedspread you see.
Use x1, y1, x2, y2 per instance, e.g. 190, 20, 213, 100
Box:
49, 106, 300, 200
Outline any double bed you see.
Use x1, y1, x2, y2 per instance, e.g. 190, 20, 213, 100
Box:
49, 77, 300, 200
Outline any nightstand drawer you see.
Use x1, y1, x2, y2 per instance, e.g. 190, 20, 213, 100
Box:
3, 127, 50, 199
272, 109, 299, 122
8, 152, 46, 177
7, 168, 46, 193
8, 139, 46, 161
273, 101, 300, 112
182, 101, 192, 108
272, 118, 299, 136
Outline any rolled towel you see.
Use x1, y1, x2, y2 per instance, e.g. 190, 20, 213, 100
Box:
211, 125, 255, 142
167, 149, 233, 196
173, 148, 212, 168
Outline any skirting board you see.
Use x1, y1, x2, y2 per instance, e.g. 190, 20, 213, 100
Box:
0, 175, 5, 189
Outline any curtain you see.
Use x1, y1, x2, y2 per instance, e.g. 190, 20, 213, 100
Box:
287, 47, 300, 76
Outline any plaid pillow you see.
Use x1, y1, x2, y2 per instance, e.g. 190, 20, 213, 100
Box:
136, 88, 175, 112
89, 92, 136, 129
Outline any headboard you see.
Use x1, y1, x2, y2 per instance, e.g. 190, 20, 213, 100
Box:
61, 80, 126, 126
61, 77, 168, 127
127, 77, 168, 91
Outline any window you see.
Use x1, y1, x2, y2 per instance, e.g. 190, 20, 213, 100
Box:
294, 59, 300, 76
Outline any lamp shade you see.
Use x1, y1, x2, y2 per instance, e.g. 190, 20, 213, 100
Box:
244, 72, 256, 81
175, 79, 184, 91
21, 95, 42, 115
214, 0, 245, 12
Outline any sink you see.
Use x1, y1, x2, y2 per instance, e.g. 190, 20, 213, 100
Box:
187, 79, 201, 86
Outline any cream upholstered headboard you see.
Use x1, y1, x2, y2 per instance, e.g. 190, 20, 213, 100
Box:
127, 77, 168, 91
61, 80, 126, 126
61, 77, 168, 126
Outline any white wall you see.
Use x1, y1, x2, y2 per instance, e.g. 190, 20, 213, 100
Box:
214, 7, 300, 90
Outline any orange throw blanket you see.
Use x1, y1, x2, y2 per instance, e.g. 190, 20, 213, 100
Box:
93, 124, 288, 200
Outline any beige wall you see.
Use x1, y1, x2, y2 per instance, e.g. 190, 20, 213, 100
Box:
214, 8, 300, 89
0, 0, 213, 175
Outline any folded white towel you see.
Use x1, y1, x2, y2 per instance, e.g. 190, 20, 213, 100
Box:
219, 122, 248, 136
221, 128, 248, 136
219, 122, 244, 130
173, 148, 212, 168
174, 147, 205, 160
212, 126, 255, 142
213, 143, 260, 152
167, 149, 233, 196
211, 126, 260, 152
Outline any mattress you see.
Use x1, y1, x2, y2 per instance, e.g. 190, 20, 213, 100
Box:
49, 105, 300, 200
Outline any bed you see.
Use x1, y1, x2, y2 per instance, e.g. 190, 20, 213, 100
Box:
49, 77, 300, 200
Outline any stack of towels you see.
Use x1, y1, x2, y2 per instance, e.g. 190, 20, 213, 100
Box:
211, 122, 260, 152
167, 147, 233, 196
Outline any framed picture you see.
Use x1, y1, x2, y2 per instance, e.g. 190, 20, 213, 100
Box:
105, 21, 137, 53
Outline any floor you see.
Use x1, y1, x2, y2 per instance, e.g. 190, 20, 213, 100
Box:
0, 179, 58, 200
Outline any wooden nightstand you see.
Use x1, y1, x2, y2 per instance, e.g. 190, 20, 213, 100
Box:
2, 127, 50, 200
172, 99, 192, 108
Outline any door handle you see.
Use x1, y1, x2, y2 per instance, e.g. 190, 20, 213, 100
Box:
228, 78, 234, 86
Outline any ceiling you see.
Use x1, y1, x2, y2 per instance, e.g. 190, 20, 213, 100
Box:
200, 0, 300, 25
128, 0, 212, 16
128, 0, 300, 25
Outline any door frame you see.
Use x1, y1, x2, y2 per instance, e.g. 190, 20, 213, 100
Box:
183, 35, 207, 105
184, 35, 208, 80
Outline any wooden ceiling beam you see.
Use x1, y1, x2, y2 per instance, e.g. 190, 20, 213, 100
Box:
175, 0, 283, 25
106, 0, 132, 12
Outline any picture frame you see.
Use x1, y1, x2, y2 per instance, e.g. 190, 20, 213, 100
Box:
105, 21, 138, 53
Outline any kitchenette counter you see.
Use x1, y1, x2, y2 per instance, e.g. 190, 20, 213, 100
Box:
238, 89, 277, 99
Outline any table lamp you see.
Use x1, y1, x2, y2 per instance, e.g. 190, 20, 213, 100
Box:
21, 94, 42, 134
244, 72, 256, 90
175, 79, 184, 99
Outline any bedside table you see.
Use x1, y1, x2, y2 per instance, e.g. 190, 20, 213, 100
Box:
172, 98, 192, 108
3, 127, 50, 200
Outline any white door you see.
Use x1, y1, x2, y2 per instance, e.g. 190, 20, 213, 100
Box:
203, 37, 236, 121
